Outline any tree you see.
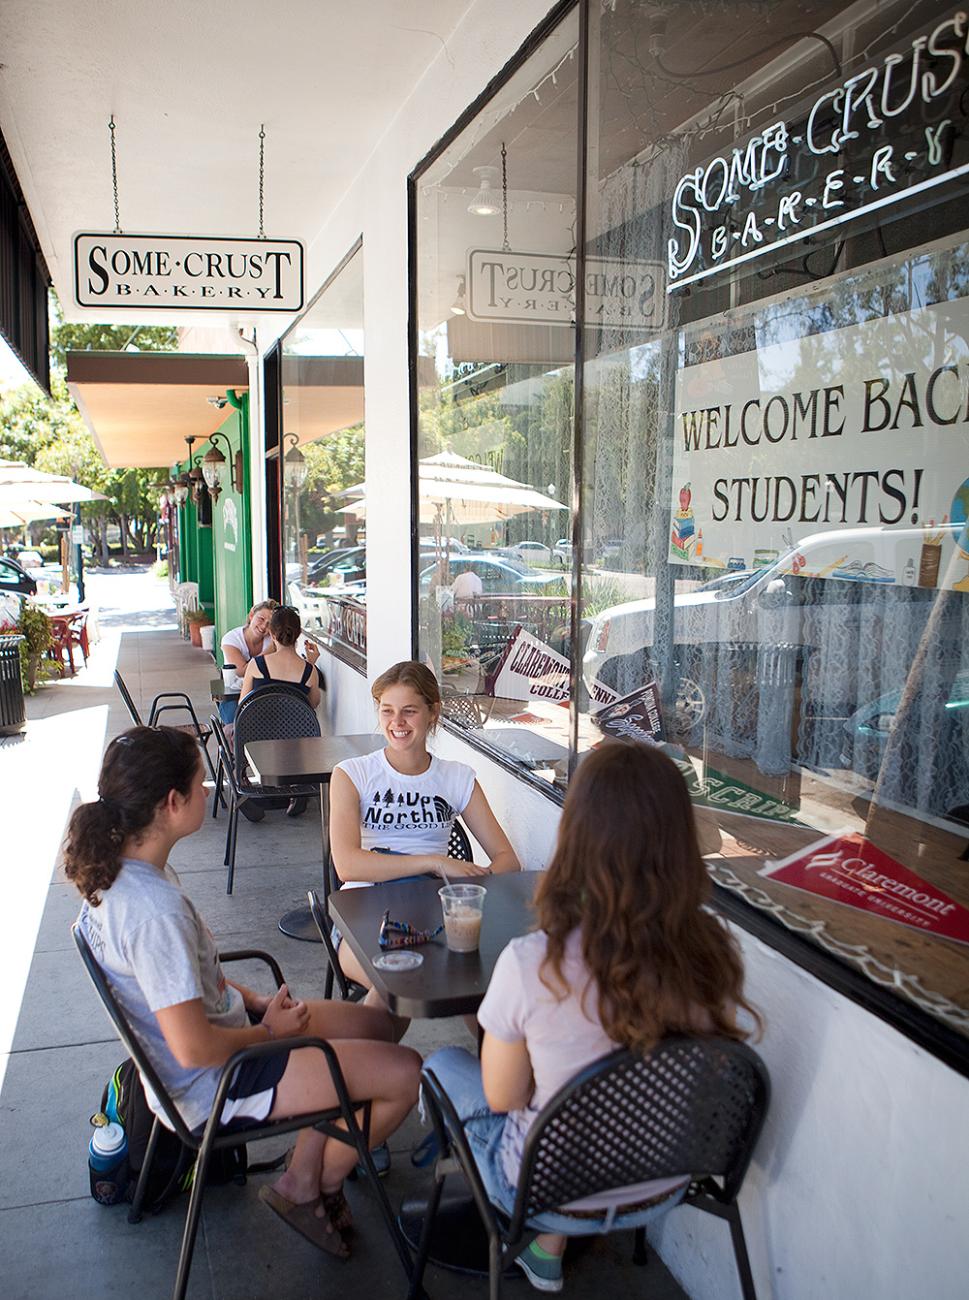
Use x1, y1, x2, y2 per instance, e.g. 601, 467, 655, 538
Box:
49, 309, 177, 373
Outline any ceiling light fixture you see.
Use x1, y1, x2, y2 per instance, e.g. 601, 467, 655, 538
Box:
467, 166, 501, 216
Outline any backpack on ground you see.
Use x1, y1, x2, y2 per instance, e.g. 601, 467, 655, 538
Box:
99, 1060, 249, 1213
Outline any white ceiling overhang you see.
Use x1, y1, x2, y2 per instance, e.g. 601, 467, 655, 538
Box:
0, 0, 466, 335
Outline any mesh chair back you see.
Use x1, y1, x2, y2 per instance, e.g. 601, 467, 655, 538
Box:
73, 924, 195, 1145
447, 820, 473, 861
113, 670, 143, 726
441, 688, 484, 730
233, 684, 321, 775
514, 1036, 769, 1226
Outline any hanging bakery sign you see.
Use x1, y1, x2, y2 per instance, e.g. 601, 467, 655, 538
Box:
467, 249, 667, 330
73, 234, 304, 311
666, 11, 969, 292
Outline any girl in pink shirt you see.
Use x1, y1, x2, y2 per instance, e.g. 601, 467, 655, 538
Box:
425, 741, 760, 1291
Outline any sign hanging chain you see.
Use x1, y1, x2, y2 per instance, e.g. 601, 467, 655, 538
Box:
109, 115, 122, 234
501, 141, 510, 252
258, 124, 266, 239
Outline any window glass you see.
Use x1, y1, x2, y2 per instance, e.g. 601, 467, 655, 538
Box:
281, 246, 366, 671
579, 0, 969, 1041
413, 6, 579, 782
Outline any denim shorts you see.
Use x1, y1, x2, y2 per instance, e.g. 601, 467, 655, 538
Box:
422, 1046, 687, 1235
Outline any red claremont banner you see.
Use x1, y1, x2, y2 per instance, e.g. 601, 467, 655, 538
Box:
761, 833, 969, 946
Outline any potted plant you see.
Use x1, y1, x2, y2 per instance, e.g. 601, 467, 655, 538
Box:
185, 608, 213, 649
440, 613, 474, 674
16, 600, 52, 693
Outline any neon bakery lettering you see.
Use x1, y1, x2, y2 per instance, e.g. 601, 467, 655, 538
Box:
668, 12, 969, 289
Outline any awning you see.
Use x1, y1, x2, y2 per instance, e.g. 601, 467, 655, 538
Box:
65, 351, 250, 469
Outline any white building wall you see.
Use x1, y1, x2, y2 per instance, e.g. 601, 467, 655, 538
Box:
304, 2, 969, 1296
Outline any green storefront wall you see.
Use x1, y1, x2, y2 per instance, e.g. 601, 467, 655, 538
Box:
173, 390, 253, 652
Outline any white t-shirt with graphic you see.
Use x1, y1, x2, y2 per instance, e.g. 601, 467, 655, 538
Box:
78, 857, 246, 1133
335, 748, 476, 860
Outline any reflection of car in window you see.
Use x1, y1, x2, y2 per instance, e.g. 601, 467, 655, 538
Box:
306, 546, 366, 585
583, 525, 961, 753
420, 554, 563, 594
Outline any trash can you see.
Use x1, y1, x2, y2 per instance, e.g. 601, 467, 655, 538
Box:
0, 635, 26, 734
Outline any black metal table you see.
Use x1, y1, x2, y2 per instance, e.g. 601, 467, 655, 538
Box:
328, 870, 538, 1017
330, 871, 539, 1273
209, 676, 240, 702
244, 734, 385, 941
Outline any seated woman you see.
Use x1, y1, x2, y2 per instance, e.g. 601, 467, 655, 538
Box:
237, 604, 325, 709
329, 660, 519, 1005
425, 741, 761, 1292
219, 600, 279, 723
67, 725, 421, 1260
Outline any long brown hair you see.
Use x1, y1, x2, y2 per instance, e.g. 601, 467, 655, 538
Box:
372, 661, 441, 729
534, 742, 760, 1052
63, 726, 201, 905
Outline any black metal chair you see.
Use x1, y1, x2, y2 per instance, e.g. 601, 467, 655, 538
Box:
222, 685, 322, 894
113, 669, 218, 785
409, 1036, 770, 1300
312, 819, 475, 1001
72, 925, 414, 1300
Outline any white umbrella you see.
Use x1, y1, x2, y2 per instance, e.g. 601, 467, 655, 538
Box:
0, 499, 69, 528
0, 460, 107, 504
339, 450, 566, 524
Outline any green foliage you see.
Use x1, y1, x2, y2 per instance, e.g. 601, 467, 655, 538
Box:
48, 302, 177, 373
16, 599, 52, 654
152, 559, 169, 579
581, 577, 627, 617
440, 613, 472, 658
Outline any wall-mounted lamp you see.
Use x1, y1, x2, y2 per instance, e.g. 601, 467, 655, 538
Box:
201, 431, 244, 501
450, 277, 467, 316
283, 432, 308, 490
467, 166, 500, 216
173, 436, 198, 507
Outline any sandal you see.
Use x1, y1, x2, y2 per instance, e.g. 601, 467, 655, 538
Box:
258, 1184, 350, 1259
321, 1187, 354, 1238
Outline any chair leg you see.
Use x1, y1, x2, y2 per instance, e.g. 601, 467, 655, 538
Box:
633, 1225, 649, 1264
488, 1231, 503, 1300
407, 1167, 445, 1300
172, 1144, 214, 1300
727, 1205, 757, 1300
226, 801, 239, 893
212, 755, 223, 819
128, 1115, 162, 1224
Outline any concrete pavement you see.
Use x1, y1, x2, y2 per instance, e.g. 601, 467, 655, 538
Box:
0, 567, 686, 1300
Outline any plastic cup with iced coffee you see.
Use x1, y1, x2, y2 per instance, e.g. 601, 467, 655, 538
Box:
438, 883, 486, 953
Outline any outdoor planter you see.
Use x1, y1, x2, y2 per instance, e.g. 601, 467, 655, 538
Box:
186, 612, 213, 648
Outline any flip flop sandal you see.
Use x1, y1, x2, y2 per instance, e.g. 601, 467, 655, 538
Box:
258, 1184, 350, 1260
321, 1187, 354, 1238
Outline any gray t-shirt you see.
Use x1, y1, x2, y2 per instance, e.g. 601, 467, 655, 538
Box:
78, 857, 246, 1132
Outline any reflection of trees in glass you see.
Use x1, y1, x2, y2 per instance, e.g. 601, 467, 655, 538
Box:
296, 424, 365, 549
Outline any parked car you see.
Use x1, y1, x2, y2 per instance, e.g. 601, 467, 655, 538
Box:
553, 538, 572, 566
583, 524, 959, 737
0, 555, 37, 596
419, 553, 565, 595
840, 670, 969, 782
510, 540, 552, 565
307, 546, 365, 584
15, 549, 44, 569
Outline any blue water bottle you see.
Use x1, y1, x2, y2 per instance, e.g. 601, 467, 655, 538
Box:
88, 1116, 128, 1205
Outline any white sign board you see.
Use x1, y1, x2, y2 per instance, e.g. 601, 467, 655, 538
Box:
670, 296, 969, 588
71, 524, 84, 544
73, 233, 304, 311
468, 249, 666, 330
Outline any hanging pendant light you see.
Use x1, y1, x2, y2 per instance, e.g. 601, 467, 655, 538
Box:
450, 277, 467, 315
467, 166, 501, 216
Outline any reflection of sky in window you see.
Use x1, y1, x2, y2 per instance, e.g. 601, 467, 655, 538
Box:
285, 327, 363, 356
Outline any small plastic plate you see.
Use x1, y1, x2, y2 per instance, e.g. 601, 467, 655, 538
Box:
373, 950, 424, 972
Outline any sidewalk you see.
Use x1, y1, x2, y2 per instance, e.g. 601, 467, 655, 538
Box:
0, 570, 685, 1300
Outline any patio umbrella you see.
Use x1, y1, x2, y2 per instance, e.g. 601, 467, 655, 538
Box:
0, 499, 69, 528
338, 450, 567, 524
0, 460, 107, 504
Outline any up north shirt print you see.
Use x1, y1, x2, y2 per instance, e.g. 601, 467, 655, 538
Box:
336, 748, 476, 857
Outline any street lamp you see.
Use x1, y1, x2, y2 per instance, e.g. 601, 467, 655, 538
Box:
283, 433, 308, 490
